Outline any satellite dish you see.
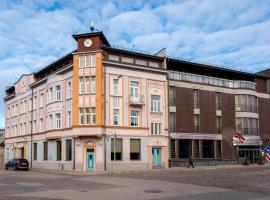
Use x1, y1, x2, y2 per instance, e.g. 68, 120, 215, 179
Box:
90, 21, 95, 32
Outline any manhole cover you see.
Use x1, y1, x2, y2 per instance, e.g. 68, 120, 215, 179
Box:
144, 190, 163, 193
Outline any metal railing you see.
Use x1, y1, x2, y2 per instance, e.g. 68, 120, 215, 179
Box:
129, 95, 144, 105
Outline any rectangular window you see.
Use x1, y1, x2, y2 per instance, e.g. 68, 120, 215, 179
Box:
91, 76, 96, 93
40, 93, 44, 107
55, 85, 61, 101
56, 140, 62, 161
67, 111, 71, 128
79, 77, 84, 94
49, 88, 53, 103
194, 114, 200, 132
85, 55, 89, 68
33, 120, 37, 133
33, 96, 37, 109
130, 110, 139, 127
79, 108, 84, 125
66, 139, 72, 161
216, 116, 222, 133
43, 141, 48, 161
91, 108, 96, 125
90, 54, 96, 67
202, 140, 214, 158
113, 97, 119, 108
85, 108, 90, 125
40, 118, 44, 132
85, 77, 90, 94
113, 79, 119, 96
169, 112, 176, 132
33, 143, 37, 161
169, 86, 175, 106
79, 56, 84, 68
130, 81, 139, 101
130, 139, 141, 160
67, 81, 72, 98
194, 90, 199, 109
151, 123, 161, 135
111, 138, 122, 160
151, 95, 161, 112
55, 113, 61, 129
49, 115, 53, 130
216, 93, 221, 110
113, 109, 119, 126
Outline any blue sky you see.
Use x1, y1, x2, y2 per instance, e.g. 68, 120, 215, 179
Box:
1, 0, 270, 127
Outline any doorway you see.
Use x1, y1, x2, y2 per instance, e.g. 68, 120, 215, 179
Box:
86, 149, 94, 170
152, 148, 161, 167
238, 146, 260, 164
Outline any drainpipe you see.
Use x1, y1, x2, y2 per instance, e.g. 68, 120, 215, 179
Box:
30, 87, 34, 168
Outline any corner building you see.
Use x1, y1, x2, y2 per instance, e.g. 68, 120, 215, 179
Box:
4, 32, 169, 171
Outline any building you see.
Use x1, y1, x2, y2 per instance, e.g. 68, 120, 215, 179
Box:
0, 129, 4, 167
4, 31, 168, 171
4, 30, 270, 171
168, 59, 270, 166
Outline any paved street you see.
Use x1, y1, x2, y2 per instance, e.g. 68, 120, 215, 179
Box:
0, 165, 270, 200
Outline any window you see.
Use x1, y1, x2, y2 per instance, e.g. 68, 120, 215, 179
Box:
111, 138, 122, 160
34, 143, 37, 161
194, 114, 200, 132
169, 112, 176, 132
67, 111, 71, 128
235, 95, 257, 112
20, 123, 22, 135
56, 140, 62, 161
49, 115, 53, 130
113, 109, 119, 126
236, 117, 258, 135
24, 122, 26, 134
113, 79, 119, 96
170, 139, 176, 159
169, 86, 175, 106
66, 139, 72, 161
194, 90, 199, 109
216, 93, 221, 110
85, 55, 89, 68
55, 113, 61, 129
216, 116, 222, 134
55, 85, 61, 101
33, 96, 37, 109
130, 110, 139, 127
202, 140, 214, 158
151, 95, 161, 112
40, 93, 44, 107
113, 97, 119, 108
79, 108, 84, 125
216, 140, 222, 158
79, 56, 85, 68
91, 108, 96, 125
91, 76, 96, 93
33, 120, 37, 133
130, 81, 139, 100
91, 54, 96, 67
49, 88, 53, 103
40, 118, 44, 132
67, 81, 72, 98
43, 141, 48, 161
85, 108, 90, 125
151, 123, 161, 135
85, 77, 90, 94
79, 77, 84, 94
130, 139, 141, 160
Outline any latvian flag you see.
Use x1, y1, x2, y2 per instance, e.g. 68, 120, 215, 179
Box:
264, 146, 270, 162
233, 132, 245, 143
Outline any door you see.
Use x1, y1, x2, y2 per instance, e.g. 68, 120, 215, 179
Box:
86, 149, 94, 170
152, 148, 161, 167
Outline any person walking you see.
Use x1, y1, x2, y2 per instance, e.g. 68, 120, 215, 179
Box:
188, 156, 195, 168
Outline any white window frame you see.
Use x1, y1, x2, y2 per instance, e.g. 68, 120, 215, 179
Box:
55, 85, 61, 101
79, 108, 84, 125
40, 118, 44, 132
55, 113, 61, 129
40, 93, 44, 108
67, 111, 71, 128
113, 79, 119, 96
85, 77, 90, 94
67, 81, 72, 98
130, 110, 139, 127
85, 108, 90, 125
79, 56, 84, 68
151, 95, 161, 112
113, 109, 119, 126
130, 81, 139, 101
79, 77, 84, 94
91, 107, 96, 125
90, 54, 96, 67
91, 76, 96, 93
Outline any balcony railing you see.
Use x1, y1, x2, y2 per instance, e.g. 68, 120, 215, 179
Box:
129, 95, 144, 106
169, 71, 256, 90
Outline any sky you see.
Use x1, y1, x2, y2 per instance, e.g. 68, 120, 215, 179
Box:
1, 0, 270, 127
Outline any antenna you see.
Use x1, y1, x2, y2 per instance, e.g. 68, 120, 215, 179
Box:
90, 21, 95, 32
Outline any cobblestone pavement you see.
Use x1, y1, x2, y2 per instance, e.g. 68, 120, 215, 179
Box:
0, 165, 269, 200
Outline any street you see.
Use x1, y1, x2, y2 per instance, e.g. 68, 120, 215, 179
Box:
0, 165, 270, 200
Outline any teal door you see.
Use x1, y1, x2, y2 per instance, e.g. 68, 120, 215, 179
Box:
152, 148, 161, 167
87, 149, 94, 170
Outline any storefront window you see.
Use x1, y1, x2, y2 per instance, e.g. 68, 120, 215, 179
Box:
202, 140, 214, 158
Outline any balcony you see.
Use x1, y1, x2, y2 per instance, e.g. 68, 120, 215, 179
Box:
129, 95, 144, 106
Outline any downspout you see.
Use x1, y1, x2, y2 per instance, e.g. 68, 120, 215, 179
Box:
30, 87, 34, 168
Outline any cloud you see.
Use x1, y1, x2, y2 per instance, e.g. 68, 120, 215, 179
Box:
0, 0, 270, 127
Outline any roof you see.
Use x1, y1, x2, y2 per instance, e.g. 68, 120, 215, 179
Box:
72, 31, 110, 47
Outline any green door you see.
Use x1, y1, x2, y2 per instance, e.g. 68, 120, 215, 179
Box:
152, 148, 161, 167
87, 149, 94, 170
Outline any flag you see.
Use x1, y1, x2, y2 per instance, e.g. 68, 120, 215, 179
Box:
264, 146, 270, 162
233, 132, 245, 143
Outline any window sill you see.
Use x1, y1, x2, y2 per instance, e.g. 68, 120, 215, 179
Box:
150, 112, 162, 115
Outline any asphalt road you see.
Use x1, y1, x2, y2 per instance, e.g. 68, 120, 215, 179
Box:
0, 165, 269, 200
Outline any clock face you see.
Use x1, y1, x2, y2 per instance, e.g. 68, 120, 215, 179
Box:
84, 39, 92, 47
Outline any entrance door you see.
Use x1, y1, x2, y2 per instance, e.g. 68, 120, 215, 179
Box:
86, 149, 94, 170
152, 148, 161, 167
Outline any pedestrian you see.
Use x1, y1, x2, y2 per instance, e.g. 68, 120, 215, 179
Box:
188, 156, 194, 168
